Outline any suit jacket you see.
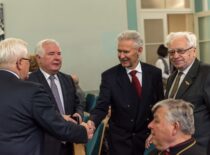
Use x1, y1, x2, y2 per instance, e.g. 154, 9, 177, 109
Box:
90, 62, 164, 155
0, 70, 87, 155
148, 138, 206, 155
165, 58, 210, 151
28, 69, 84, 155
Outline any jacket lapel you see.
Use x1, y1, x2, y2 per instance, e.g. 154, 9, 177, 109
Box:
37, 69, 59, 109
57, 73, 69, 113
175, 59, 200, 98
165, 71, 177, 98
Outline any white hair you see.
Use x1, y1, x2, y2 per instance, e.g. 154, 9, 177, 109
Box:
165, 32, 197, 48
35, 39, 60, 56
117, 30, 143, 48
152, 99, 195, 135
0, 38, 28, 66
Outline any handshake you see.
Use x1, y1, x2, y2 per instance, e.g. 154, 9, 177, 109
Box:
63, 113, 96, 140
81, 120, 96, 140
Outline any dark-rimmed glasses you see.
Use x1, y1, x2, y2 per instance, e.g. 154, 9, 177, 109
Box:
168, 46, 193, 56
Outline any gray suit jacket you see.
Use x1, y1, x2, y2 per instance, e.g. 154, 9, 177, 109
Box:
165, 58, 210, 150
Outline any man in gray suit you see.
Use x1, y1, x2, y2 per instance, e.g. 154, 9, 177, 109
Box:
28, 39, 83, 155
164, 32, 210, 152
0, 38, 92, 155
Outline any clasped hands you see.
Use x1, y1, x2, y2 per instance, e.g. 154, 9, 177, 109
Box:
62, 114, 95, 140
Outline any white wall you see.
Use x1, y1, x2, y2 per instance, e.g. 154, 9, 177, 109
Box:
1, 0, 128, 91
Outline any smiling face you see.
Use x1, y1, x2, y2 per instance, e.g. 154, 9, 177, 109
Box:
148, 107, 175, 150
117, 39, 142, 69
168, 37, 196, 71
36, 43, 62, 75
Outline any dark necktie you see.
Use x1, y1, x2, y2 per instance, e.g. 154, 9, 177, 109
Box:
169, 72, 183, 98
129, 70, 142, 97
49, 75, 65, 114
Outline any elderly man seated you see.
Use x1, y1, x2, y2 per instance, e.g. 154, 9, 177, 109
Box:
147, 99, 206, 155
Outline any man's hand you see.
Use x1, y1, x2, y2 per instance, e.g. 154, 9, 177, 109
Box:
81, 122, 94, 140
72, 113, 82, 124
145, 134, 153, 148
87, 120, 96, 133
62, 115, 77, 124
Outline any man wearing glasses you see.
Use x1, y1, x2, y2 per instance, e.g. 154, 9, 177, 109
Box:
164, 32, 210, 153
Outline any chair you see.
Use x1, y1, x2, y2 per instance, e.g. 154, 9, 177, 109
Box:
86, 116, 109, 155
85, 94, 97, 112
144, 144, 155, 155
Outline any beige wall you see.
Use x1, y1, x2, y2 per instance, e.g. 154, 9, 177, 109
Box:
1, 0, 128, 91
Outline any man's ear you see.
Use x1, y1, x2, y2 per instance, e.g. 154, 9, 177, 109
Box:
172, 122, 180, 136
138, 47, 143, 52
35, 55, 41, 64
16, 59, 22, 70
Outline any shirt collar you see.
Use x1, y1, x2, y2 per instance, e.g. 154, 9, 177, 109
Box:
126, 62, 142, 74
168, 138, 196, 154
178, 59, 195, 75
39, 68, 58, 80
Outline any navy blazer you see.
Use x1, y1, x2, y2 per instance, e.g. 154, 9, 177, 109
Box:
28, 69, 84, 155
0, 70, 87, 155
165, 58, 210, 151
90, 62, 164, 155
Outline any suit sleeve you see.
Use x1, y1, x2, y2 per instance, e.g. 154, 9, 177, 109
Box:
156, 69, 164, 101
31, 85, 88, 143
204, 71, 210, 112
90, 73, 110, 127
69, 76, 84, 118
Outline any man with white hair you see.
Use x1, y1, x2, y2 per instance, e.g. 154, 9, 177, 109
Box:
0, 38, 92, 155
164, 32, 210, 152
88, 30, 164, 155
28, 39, 84, 155
148, 99, 206, 155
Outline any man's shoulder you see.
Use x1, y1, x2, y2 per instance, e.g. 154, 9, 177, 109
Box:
17, 79, 44, 93
102, 64, 122, 76
142, 62, 161, 72
28, 69, 41, 80
57, 71, 71, 79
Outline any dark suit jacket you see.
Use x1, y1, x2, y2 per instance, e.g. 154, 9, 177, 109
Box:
90, 62, 164, 155
148, 138, 206, 155
28, 69, 84, 155
0, 70, 87, 155
165, 58, 210, 151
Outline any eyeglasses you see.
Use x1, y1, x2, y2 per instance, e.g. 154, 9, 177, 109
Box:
168, 46, 193, 56
21, 57, 31, 63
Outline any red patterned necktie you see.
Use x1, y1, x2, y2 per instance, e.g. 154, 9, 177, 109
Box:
129, 70, 142, 97
163, 150, 170, 155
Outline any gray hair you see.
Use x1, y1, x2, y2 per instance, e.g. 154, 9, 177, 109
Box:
35, 39, 60, 56
0, 38, 28, 66
165, 32, 197, 48
117, 30, 143, 48
152, 99, 195, 135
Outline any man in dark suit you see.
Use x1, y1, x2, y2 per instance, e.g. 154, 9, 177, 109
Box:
88, 30, 164, 155
0, 38, 92, 155
164, 32, 210, 152
28, 39, 83, 155
148, 99, 206, 155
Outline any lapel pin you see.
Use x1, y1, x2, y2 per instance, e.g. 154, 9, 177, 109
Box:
185, 81, 190, 85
